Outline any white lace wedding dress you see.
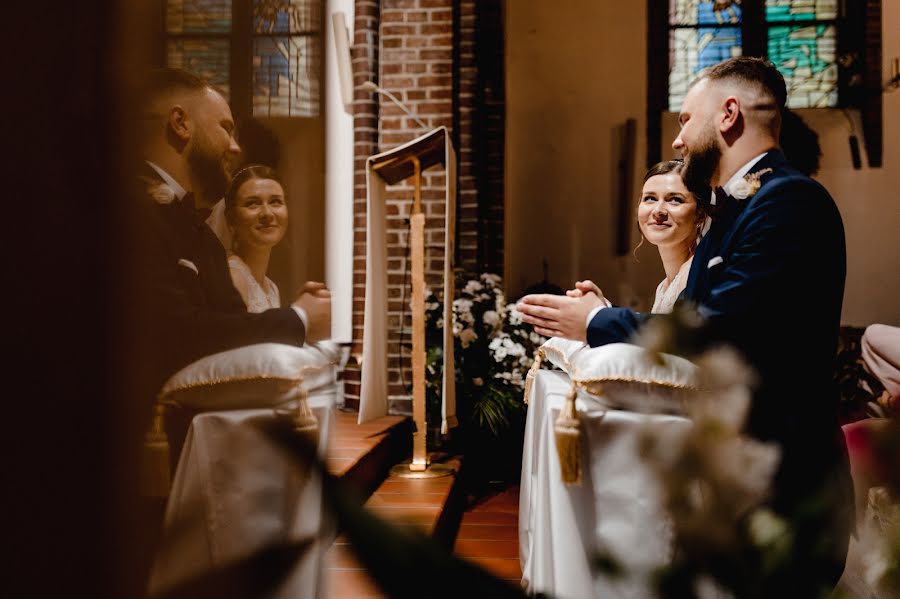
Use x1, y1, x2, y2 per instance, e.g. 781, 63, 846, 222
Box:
227, 254, 281, 313
651, 256, 693, 314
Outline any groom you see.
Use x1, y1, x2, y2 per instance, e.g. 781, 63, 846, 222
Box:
134, 68, 331, 394
518, 57, 852, 590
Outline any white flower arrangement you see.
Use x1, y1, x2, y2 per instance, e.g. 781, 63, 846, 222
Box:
423, 273, 547, 436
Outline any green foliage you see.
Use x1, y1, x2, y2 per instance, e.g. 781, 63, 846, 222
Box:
422, 273, 546, 438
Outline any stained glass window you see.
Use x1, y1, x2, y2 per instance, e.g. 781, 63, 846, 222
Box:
166, 0, 232, 33
766, 0, 838, 22
163, 0, 322, 118
668, 1, 743, 111
252, 1, 321, 117
666, 0, 840, 110
766, 1, 839, 108
165, 1, 232, 100
167, 39, 231, 100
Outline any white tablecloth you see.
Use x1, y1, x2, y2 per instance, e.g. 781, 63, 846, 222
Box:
519, 370, 691, 598
149, 387, 337, 598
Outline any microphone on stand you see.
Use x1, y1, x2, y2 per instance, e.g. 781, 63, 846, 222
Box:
358, 80, 430, 131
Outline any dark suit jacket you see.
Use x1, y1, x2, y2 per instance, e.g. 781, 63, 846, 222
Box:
134, 166, 306, 394
587, 151, 851, 540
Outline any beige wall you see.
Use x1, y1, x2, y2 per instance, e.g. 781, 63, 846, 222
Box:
264, 118, 326, 301
505, 0, 660, 308
507, 0, 900, 326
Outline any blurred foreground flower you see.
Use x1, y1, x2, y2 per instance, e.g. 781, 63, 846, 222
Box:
638, 345, 780, 557
631, 310, 788, 597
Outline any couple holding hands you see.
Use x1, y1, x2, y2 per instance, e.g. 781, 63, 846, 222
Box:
518, 56, 853, 591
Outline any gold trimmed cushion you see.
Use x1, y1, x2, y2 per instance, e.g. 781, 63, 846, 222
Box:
160, 342, 340, 410
539, 339, 697, 413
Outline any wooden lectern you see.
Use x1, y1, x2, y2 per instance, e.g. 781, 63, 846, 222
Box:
360, 127, 457, 478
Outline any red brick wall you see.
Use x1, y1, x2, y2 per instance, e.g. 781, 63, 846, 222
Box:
378, 0, 454, 413
472, 0, 505, 276
345, 0, 505, 413
344, 0, 380, 410
456, 0, 478, 271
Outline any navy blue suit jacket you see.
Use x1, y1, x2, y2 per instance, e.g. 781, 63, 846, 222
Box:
588, 151, 851, 531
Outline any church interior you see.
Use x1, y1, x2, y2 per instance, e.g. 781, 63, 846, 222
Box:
5, 1, 899, 597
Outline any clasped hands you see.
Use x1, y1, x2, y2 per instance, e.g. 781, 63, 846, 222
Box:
293, 282, 332, 343
516, 280, 611, 342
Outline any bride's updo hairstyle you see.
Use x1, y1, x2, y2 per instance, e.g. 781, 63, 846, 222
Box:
224, 164, 282, 211
644, 159, 684, 183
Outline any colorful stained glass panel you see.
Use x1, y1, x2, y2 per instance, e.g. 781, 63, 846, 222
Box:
765, 0, 838, 22
166, 0, 232, 33
253, 0, 320, 34
167, 39, 231, 100
252, 36, 320, 117
670, 0, 743, 26
768, 24, 838, 107
669, 27, 742, 111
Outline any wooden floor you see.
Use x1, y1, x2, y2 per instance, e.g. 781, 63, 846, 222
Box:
324, 410, 523, 597
453, 486, 522, 585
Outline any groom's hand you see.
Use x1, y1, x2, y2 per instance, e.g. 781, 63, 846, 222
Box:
517, 293, 605, 342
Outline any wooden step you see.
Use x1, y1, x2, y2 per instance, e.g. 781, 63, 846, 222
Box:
326, 410, 412, 498
325, 456, 466, 598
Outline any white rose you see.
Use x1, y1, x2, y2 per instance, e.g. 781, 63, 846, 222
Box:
483, 310, 499, 326
463, 280, 483, 295
729, 178, 753, 200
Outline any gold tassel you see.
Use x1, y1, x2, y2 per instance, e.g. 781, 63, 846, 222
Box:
294, 384, 319, 449
523, 348, 545, 405
141, 403, 171, 497
554, 384, 582, 485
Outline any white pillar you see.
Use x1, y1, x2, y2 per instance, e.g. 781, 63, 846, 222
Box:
325, 1, 355, 342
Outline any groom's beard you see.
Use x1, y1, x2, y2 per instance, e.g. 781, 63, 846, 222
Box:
188, 131, 235, 202
681, 125, 721, 198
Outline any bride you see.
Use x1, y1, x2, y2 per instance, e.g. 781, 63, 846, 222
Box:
573, 160, 704, 313
636, 159, 705, 313
223, 165, 289, 313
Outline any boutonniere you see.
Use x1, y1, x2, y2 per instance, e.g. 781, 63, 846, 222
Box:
729, 168, 773, 200
147, 182, 177, 205
139, 175, 177, 205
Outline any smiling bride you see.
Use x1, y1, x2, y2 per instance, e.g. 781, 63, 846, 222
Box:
224, 164, 289, 313
570, 160, 706, 314
638, 159, 706, 313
